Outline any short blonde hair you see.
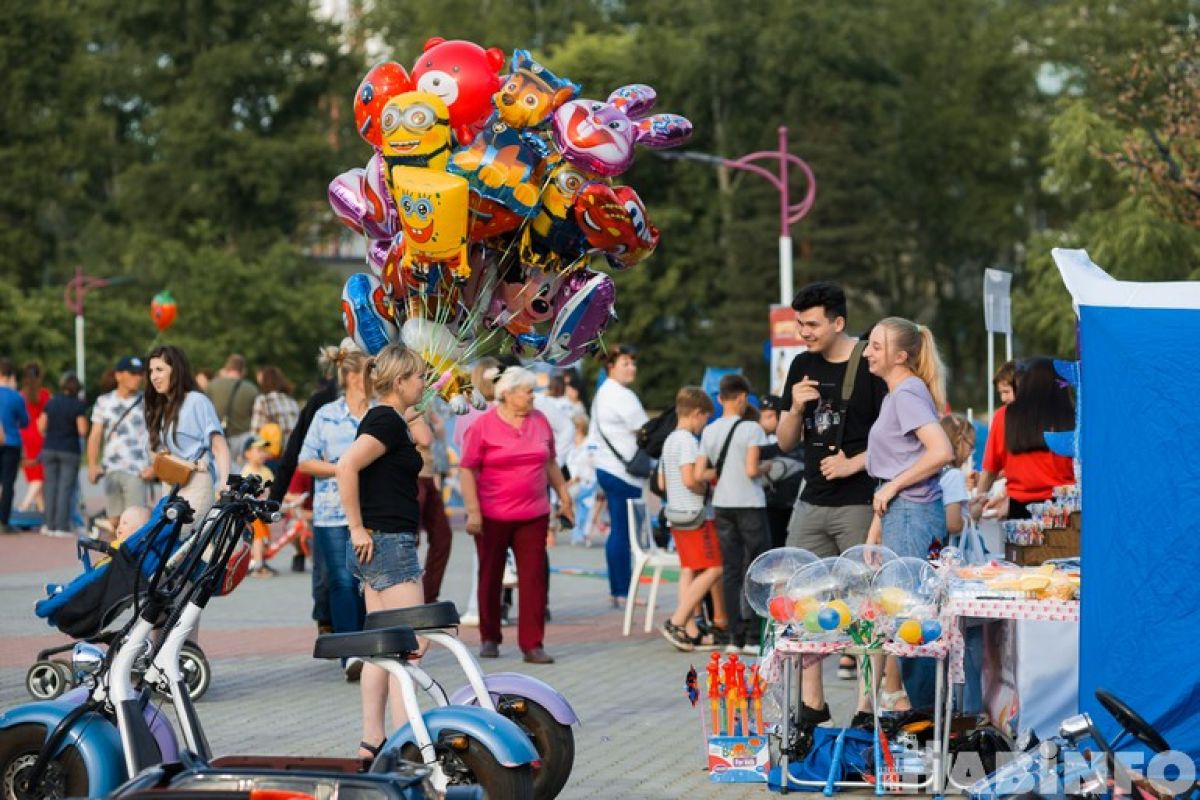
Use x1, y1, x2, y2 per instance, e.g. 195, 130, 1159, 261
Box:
366, 344, 425, 399
317, 339, 367, 389
494, 366, 537, 401
675, 386, 713, 417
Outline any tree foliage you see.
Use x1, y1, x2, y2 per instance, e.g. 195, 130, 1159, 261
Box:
2, 0, 1195, 408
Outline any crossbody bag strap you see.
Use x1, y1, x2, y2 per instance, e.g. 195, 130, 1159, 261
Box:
715, 419, 746, 478
834, 339, 867, 452
222, 379, 244, 429
106, 394, 143, 443
591, 397, 632, 467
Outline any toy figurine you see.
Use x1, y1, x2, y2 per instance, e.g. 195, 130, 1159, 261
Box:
706, 652, 723, 736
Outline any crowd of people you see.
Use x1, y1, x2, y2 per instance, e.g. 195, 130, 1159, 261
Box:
0, 277, 1076, 753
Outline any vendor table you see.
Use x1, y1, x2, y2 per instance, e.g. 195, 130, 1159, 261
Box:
766, 635, 955, 796
945, 597, 1080, 742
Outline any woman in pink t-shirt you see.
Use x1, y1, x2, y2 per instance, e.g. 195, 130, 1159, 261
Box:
460, 366, 574, 664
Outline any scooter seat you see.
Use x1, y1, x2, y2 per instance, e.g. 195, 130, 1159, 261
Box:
365, 602, 460, 632
313, 626, 419, 661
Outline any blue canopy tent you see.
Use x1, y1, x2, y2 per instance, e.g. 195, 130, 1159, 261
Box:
1053, 248, 1200, 766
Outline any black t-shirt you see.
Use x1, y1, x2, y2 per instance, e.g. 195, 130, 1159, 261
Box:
782, 346, 887, 506
43, 395, 88, 454
356, 406, 422, 533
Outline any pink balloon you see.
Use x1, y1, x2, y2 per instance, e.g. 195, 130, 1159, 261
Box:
328, 169, 367, 235
362, 151, 399, 240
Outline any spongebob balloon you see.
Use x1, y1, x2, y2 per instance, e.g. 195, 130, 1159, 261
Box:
391, 166, 471, 282
380, 91, 454, 181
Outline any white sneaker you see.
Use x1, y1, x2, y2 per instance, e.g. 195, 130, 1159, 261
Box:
459, 613, 480, 627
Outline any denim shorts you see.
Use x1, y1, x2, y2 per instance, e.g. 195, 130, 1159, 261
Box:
347, 532, 423, 592
880, 497, 946, 559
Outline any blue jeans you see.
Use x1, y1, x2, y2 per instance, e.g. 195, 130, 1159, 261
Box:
43, 449, 81, 533
311, 525, 364, 635
570, 482, 598, 545
596, 469, 642, 599
881, 496, 946, 708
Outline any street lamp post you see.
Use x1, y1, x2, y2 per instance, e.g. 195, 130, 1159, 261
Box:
659, 125, 817, 306
63, 266, 112, 384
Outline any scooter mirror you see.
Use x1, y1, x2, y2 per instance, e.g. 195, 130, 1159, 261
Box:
1059, 713, 1093, 742
71, 642, 105, 681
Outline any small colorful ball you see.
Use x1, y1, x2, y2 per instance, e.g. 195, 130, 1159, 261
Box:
897, 619, 924, 645
768, 595, 793, 623
803, 609, 823, 633
817, 607, 841, 631
920, 619, 942, 643
827, 599, 852, 629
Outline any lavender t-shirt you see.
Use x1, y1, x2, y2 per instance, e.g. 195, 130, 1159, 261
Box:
866, 377, 942, 503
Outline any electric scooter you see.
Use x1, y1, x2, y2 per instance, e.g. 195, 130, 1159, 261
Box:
364, 603, 578, 800
968, 689, 1197, 799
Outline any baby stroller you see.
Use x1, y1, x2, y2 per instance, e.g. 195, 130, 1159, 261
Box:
25, 496, 212, 702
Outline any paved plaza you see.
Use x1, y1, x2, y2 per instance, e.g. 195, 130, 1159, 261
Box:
0, 508, 861, 799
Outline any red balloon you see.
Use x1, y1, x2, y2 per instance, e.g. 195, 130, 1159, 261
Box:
411, 38, 505, 145
150, 291, 177, 332
768, 595, 793, 624
354, 62, 414, 148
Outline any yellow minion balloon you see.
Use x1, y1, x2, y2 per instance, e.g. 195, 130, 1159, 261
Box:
392, 166, 471, 282
380, 91, 453, 177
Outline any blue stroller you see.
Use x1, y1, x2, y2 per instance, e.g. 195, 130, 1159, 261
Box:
25, 496, 212, 702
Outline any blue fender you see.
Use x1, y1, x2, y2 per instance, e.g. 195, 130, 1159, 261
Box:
447, 672, 579, 726
0, 698, 128, 795
381, 706, 539, 768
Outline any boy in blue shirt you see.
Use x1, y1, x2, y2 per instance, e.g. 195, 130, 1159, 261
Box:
0, 358, 31, 532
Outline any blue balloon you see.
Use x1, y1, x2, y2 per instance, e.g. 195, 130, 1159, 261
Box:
920, 619, 942, 643
817, 607, 841, 631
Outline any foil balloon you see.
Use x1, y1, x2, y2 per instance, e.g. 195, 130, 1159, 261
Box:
466, 195, 523, 241
551, 84, 693, 177
355, 61, 414, 148
341, 273, 399, 355
400, 317, 474, 413
366, 237, 395, 279
449, 116, 552, 219
523, 158, 594, 270
362, 151, 399, 240
380, 91, 454, 177
574, 182, 660, 270
391, 166, 471, 281
540, 270, 616, 366
150, 291, 177, 332
328, 168, 368, 236
494, 49, 579, 129
411, 38, 505, 145
485, 267, 558, 335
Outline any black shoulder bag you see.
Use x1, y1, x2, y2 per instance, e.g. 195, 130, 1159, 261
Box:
593, 400, 655, 479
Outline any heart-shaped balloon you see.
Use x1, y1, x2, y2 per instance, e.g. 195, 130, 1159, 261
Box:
574, 182, 659, 271
362, 151, 399, 240
342, 273, 399, 355
328, 169, 368, 236
541, 270, 616, 366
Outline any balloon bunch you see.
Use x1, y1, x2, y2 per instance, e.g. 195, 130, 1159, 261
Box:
329, 38, 694, 412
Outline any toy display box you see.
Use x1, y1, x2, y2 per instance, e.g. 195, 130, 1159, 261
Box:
708, 734, 769, 783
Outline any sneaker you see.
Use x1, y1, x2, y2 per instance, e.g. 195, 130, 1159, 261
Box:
724, 642, 741, 654
661, 621, 695, 652
459, 613, 480, 627
838, 657, 857, 681
800, 703, 832, 726
742, 642, 761, 656
344, 657, 363, 682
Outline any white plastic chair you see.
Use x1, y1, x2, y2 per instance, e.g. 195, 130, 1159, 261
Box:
622, 499, 681, 635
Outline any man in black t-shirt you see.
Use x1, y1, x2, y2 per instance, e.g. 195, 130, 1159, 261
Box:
776, 281, 886, 728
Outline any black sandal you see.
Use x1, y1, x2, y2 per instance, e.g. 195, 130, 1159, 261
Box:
359, 740, 384, 760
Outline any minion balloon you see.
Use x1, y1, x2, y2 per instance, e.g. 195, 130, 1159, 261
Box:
380, 91, 454, 180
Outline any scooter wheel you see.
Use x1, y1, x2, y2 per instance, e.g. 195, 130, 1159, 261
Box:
0, 723, 89, 799
24, 661, 71, 701
179, 642, 211, 701
403, 736, 535, 800
500, 695, 575, 800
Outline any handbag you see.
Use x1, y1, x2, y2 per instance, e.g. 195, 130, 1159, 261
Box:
152, 451, 198, 486
593, 401, 655, 479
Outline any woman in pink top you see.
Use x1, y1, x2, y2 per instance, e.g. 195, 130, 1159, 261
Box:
460, 366, 574, 664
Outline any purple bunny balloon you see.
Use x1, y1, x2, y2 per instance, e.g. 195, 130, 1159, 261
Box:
551, 84, 693, 177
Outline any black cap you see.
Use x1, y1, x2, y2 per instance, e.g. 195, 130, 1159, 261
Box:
115, 356, 145, 374
760, 394, 784, 412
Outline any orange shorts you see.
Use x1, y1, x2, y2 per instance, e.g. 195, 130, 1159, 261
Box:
671, 520, 722, 570
251, 519, 270, 542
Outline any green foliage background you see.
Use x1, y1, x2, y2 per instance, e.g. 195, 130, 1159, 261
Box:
1, 0, 1196, 406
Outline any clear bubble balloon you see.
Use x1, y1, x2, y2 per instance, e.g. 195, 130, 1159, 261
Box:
831, 545, 897, 621
870, 557, 941, 637
746, 547, 819, 620
938, 545, 965, 569
784, 558, 842, 639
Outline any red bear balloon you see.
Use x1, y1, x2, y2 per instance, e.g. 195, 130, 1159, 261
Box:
354, 62, 413, 148
411, 38, 505, 145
